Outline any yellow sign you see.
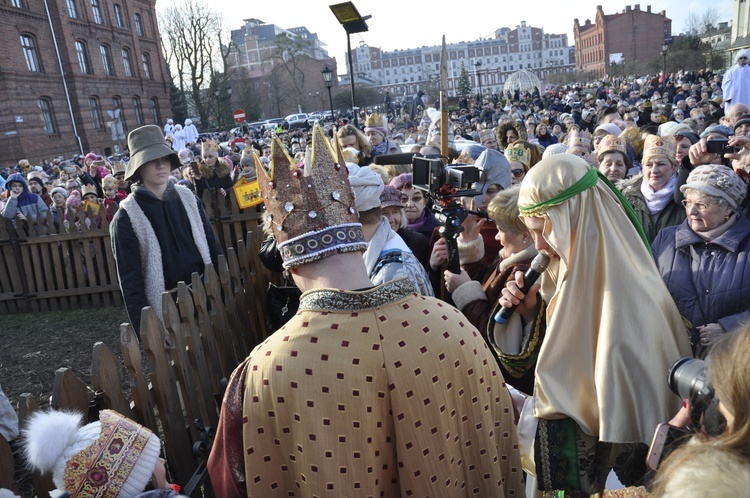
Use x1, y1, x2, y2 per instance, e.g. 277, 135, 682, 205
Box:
83, 199, 101, 216
233, 178, 263, 209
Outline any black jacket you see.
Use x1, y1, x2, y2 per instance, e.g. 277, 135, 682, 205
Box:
110, 184, 222, 337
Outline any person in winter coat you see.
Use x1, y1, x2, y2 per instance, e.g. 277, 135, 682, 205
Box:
110, 125, 222, 340
2, 173, 49, 234
619, 134, 685, 243
652, 164, 750, 357
194, 139, 233, 201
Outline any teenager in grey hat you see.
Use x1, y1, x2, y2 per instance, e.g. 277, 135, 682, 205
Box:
110, 125, 222, 340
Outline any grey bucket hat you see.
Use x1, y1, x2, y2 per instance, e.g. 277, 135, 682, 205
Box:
125, 125, 180, 180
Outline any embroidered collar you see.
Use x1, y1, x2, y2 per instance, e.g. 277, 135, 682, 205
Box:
299, 277, 415, 312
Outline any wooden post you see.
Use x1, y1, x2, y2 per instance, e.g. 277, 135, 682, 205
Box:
91, 341, 134, 417
120, 323, 160, 436
50, 367, 90, 413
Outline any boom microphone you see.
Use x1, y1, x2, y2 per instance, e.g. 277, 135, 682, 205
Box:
493, 253, 550, 324
372, 153, 416, 165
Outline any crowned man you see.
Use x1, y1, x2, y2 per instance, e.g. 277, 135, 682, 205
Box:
208, 124, 523, 498
364, 113, 401, 158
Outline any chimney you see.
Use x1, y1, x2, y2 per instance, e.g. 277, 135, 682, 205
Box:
647, 5, 651, 13
634, 4, 640, 10
625, 5, 631, 12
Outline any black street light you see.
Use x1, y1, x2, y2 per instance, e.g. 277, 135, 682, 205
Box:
661, 41, 669, 93
474, 60, 483, 100
330, 2, 371, 128
322, 64, 335, 124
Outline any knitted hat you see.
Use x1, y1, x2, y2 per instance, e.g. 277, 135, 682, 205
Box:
364, 113, 388, 138
84, 152, 98, 163
699, 125, 733, 139
348, 164, 385, 212
734, 114, 750, 131
542, 143, 569, 158
658, 122, 692, 138
23, 410, 161, 497
66, 190, 82, 209
389, 173, 413, 190
594, 123, 622, 138
680, 164, 747, 209
642, 135, 676, 164
50, 186, 68, 199
256, 124, 366, 269
380, 185, 402, 209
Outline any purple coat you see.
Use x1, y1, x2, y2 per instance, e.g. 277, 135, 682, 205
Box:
652, 215, 750, 351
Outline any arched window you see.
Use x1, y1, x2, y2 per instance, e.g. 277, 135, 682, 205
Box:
89, 96, 104, 129
122, 48, 133, 77
150, 97, 160, 124
141, 52, 152, 79
20, 34, 43, 72
66, 0, 78, 17
100, 44, 114, 76
133, 96, 143, 125
76, 40, 91, 74
134, 13, 144, 36
114, 4, 124, 27
91, 0, 103, 23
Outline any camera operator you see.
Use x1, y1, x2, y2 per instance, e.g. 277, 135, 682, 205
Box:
650, 323, 750, 496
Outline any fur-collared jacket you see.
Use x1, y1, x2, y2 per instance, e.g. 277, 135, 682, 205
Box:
195, 157, 233, 201
618, 173, 686, 244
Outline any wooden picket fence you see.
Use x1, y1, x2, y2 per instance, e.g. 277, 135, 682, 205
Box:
0, 188, 283, 496
0, 188, 264, 314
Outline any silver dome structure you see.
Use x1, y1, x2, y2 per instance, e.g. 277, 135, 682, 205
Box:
503, 70, 541, 95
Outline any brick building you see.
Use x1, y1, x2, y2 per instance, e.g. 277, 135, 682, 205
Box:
574, 4, 671, 78
0, 0, 171, 165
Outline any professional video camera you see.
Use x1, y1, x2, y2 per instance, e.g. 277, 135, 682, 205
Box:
411, 154, 490, 274
668, 357, 723, 436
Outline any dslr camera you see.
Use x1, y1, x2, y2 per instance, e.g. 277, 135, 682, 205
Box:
668, 357, 723, 435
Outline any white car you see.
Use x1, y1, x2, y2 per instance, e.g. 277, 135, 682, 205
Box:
285, 113, 309, 129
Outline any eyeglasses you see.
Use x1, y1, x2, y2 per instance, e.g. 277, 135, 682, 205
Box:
681, 199, 719, 211
740, 57, 748, 61
511, 168, 526, 177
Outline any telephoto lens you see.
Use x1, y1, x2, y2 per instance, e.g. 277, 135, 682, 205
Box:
667, 357, 710, 400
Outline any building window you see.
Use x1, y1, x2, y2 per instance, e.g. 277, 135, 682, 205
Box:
20, 35, 43, 72
89, 96, 104, 129
11, 0, 23, 8
114, 4, 124, 27
38, 98, 57, 135
113, 96, 127, 131
100, 44, 114, 76
66, 0, 78, 17
91, 0, 103, 24
134, 13, 143, 36
133, 96, 143, 125
122, 48, 133, 77
141, 53, 152, 79
150, 97, 160, 124
76, 40, 91, 74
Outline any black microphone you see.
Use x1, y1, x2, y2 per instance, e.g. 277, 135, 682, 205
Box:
372, 153, 416, 165
493, 253, 550, 324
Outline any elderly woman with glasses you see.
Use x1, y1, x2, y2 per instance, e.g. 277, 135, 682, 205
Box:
652, 164, 750, 357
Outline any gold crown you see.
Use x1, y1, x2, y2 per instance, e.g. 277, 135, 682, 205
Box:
643, 134, 676, 163
479, 129, 495, 142
597, 135, 627, 157
82, 184, 98, 197
102, 174, 118, 189
619, 127, 644, 156
364, 113, 386, 130
256, 124, 366, 269
202, 139, 219, 153
567, 130, 592, 149
112, 161, 126, 175
504, 143, 531, 167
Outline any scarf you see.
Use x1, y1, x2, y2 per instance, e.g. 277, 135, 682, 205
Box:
695, 211, 739, 242
371, 140, 389, 156
640, 174, 677, 218
407, 209, 426, 233
363, 217, 397, 274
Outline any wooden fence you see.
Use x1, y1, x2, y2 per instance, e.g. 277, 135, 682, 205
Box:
0, 188, 263, 314
1, 188, 282, 496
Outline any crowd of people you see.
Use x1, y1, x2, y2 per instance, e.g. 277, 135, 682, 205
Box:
3, 58, 750, 497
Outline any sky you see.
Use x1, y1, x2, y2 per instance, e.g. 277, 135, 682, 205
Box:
187, 0, 734, 68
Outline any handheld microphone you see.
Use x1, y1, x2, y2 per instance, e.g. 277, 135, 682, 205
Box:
493, 253, 550, 324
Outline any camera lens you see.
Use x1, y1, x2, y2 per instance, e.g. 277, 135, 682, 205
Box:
668, 357, 708, 400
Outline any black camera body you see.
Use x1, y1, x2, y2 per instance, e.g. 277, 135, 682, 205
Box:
706, 138, 740, 154
668, 357, 723, 435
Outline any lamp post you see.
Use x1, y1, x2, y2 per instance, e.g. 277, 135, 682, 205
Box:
474, 60, 483, 100
322, 65, 335, 122
330, 2, 371, 128
661, 42, 669, 93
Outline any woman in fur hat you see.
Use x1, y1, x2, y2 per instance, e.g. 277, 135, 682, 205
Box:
495, 121, 527, 150
194, 139, 233, 201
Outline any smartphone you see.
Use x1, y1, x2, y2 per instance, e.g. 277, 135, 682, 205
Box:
646, 423, 690, 471
706, 138, 737, 154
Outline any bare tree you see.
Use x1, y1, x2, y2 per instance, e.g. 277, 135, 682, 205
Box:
158, 0, 231, 128
271, 33, 310, 111
684, 7, 720, 35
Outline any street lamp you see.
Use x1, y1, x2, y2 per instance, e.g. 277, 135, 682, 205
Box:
322, 64, 335, 123
330, 2, 371, 128
474, 60, 483, 100
661, 41, 669, 93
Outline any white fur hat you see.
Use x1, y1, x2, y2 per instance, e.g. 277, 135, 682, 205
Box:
347, 164, 384, 213
23, 410, 161, 497
735, 49, 750, 63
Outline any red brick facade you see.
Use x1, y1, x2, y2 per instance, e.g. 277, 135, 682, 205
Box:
0, 0, 171, 165
574, 4, 671, 78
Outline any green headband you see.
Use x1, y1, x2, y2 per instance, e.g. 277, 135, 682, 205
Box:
518, 168, 649, 250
